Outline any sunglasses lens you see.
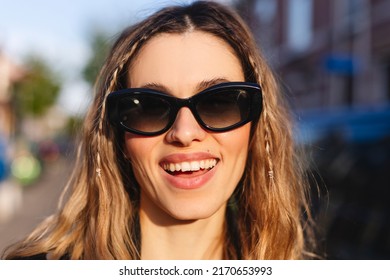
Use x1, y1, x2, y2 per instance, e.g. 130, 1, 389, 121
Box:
108, 83, 261, 135
196, 89, 250, 129
118, 95, 171, 133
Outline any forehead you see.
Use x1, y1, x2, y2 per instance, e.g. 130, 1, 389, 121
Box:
127, 31, 244, 91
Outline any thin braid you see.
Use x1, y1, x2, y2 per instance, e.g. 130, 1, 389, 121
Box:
247, 53, 275, 182
95, 41, 140, 178
262, 108, 275, 181
248, 54, 262, 84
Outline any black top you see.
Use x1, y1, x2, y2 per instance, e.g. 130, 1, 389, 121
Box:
12, 253, 69, 260
12, 253, 47, 260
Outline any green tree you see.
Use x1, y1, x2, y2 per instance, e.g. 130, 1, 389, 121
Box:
14, 55, 61, 117
82, 31, 111, 86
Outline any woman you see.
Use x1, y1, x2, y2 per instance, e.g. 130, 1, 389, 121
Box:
3, 0, 316, 260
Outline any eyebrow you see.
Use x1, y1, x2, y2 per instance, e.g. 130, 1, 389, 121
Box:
139, 77, 232, 95
138, 82, 170, 93
196, 78, 231, 92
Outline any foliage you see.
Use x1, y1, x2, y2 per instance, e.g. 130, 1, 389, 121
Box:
14, 55, 61, 118
64, 115, 84, 138
82, 31, 111, 86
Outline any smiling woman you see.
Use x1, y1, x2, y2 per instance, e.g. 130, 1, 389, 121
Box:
2, 0, 317, 260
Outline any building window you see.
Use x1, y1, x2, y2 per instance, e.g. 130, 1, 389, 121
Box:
287, 0, 313, 52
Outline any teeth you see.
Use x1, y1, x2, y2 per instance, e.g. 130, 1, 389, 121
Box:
163, 159, 217, 172
182, 162, 191, 172
191, 161, 200, 171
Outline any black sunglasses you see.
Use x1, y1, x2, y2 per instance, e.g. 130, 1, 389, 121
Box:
106, 82, 262, 136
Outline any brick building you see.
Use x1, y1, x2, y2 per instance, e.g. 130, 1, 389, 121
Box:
236, 0, 390, 110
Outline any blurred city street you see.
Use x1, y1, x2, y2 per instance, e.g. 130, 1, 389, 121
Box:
0, 157, 73, 254
1, 0, 389, 260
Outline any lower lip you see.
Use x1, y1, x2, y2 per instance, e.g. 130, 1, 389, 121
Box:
161, 164, 218, 190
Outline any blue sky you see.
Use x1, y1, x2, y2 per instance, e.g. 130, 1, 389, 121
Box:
0, 0, 233, 115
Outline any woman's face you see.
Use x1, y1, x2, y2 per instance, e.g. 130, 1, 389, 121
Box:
125, 31, 251, 221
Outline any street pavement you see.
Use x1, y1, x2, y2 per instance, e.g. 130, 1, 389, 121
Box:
0, 157, 72, 255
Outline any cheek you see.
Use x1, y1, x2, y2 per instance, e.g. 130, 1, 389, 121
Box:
124, 134, 159, 171
123, 135, 159, 193
125, 133, 154, 155
124, 134, 140, 158
218, 125, 251, 157
214, 124, 251, 188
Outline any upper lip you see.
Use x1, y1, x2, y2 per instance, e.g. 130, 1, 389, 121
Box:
159, 152, 219, 165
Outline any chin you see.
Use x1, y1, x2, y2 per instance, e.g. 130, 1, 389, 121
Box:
165, 203, 225, 222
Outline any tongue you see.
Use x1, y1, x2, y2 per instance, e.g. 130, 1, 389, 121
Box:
170, 169, 210, 177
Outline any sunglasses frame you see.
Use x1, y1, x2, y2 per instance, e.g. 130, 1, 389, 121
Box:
106, 82, 263, 136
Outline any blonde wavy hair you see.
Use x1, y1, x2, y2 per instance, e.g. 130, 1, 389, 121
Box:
3, 0, 316, 260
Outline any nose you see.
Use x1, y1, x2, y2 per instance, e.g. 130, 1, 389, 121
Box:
165, 107, 207, 146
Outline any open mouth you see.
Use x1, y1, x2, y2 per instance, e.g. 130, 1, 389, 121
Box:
162, 159, 218, 177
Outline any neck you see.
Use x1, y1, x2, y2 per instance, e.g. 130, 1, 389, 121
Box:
139, 199, 226, 260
